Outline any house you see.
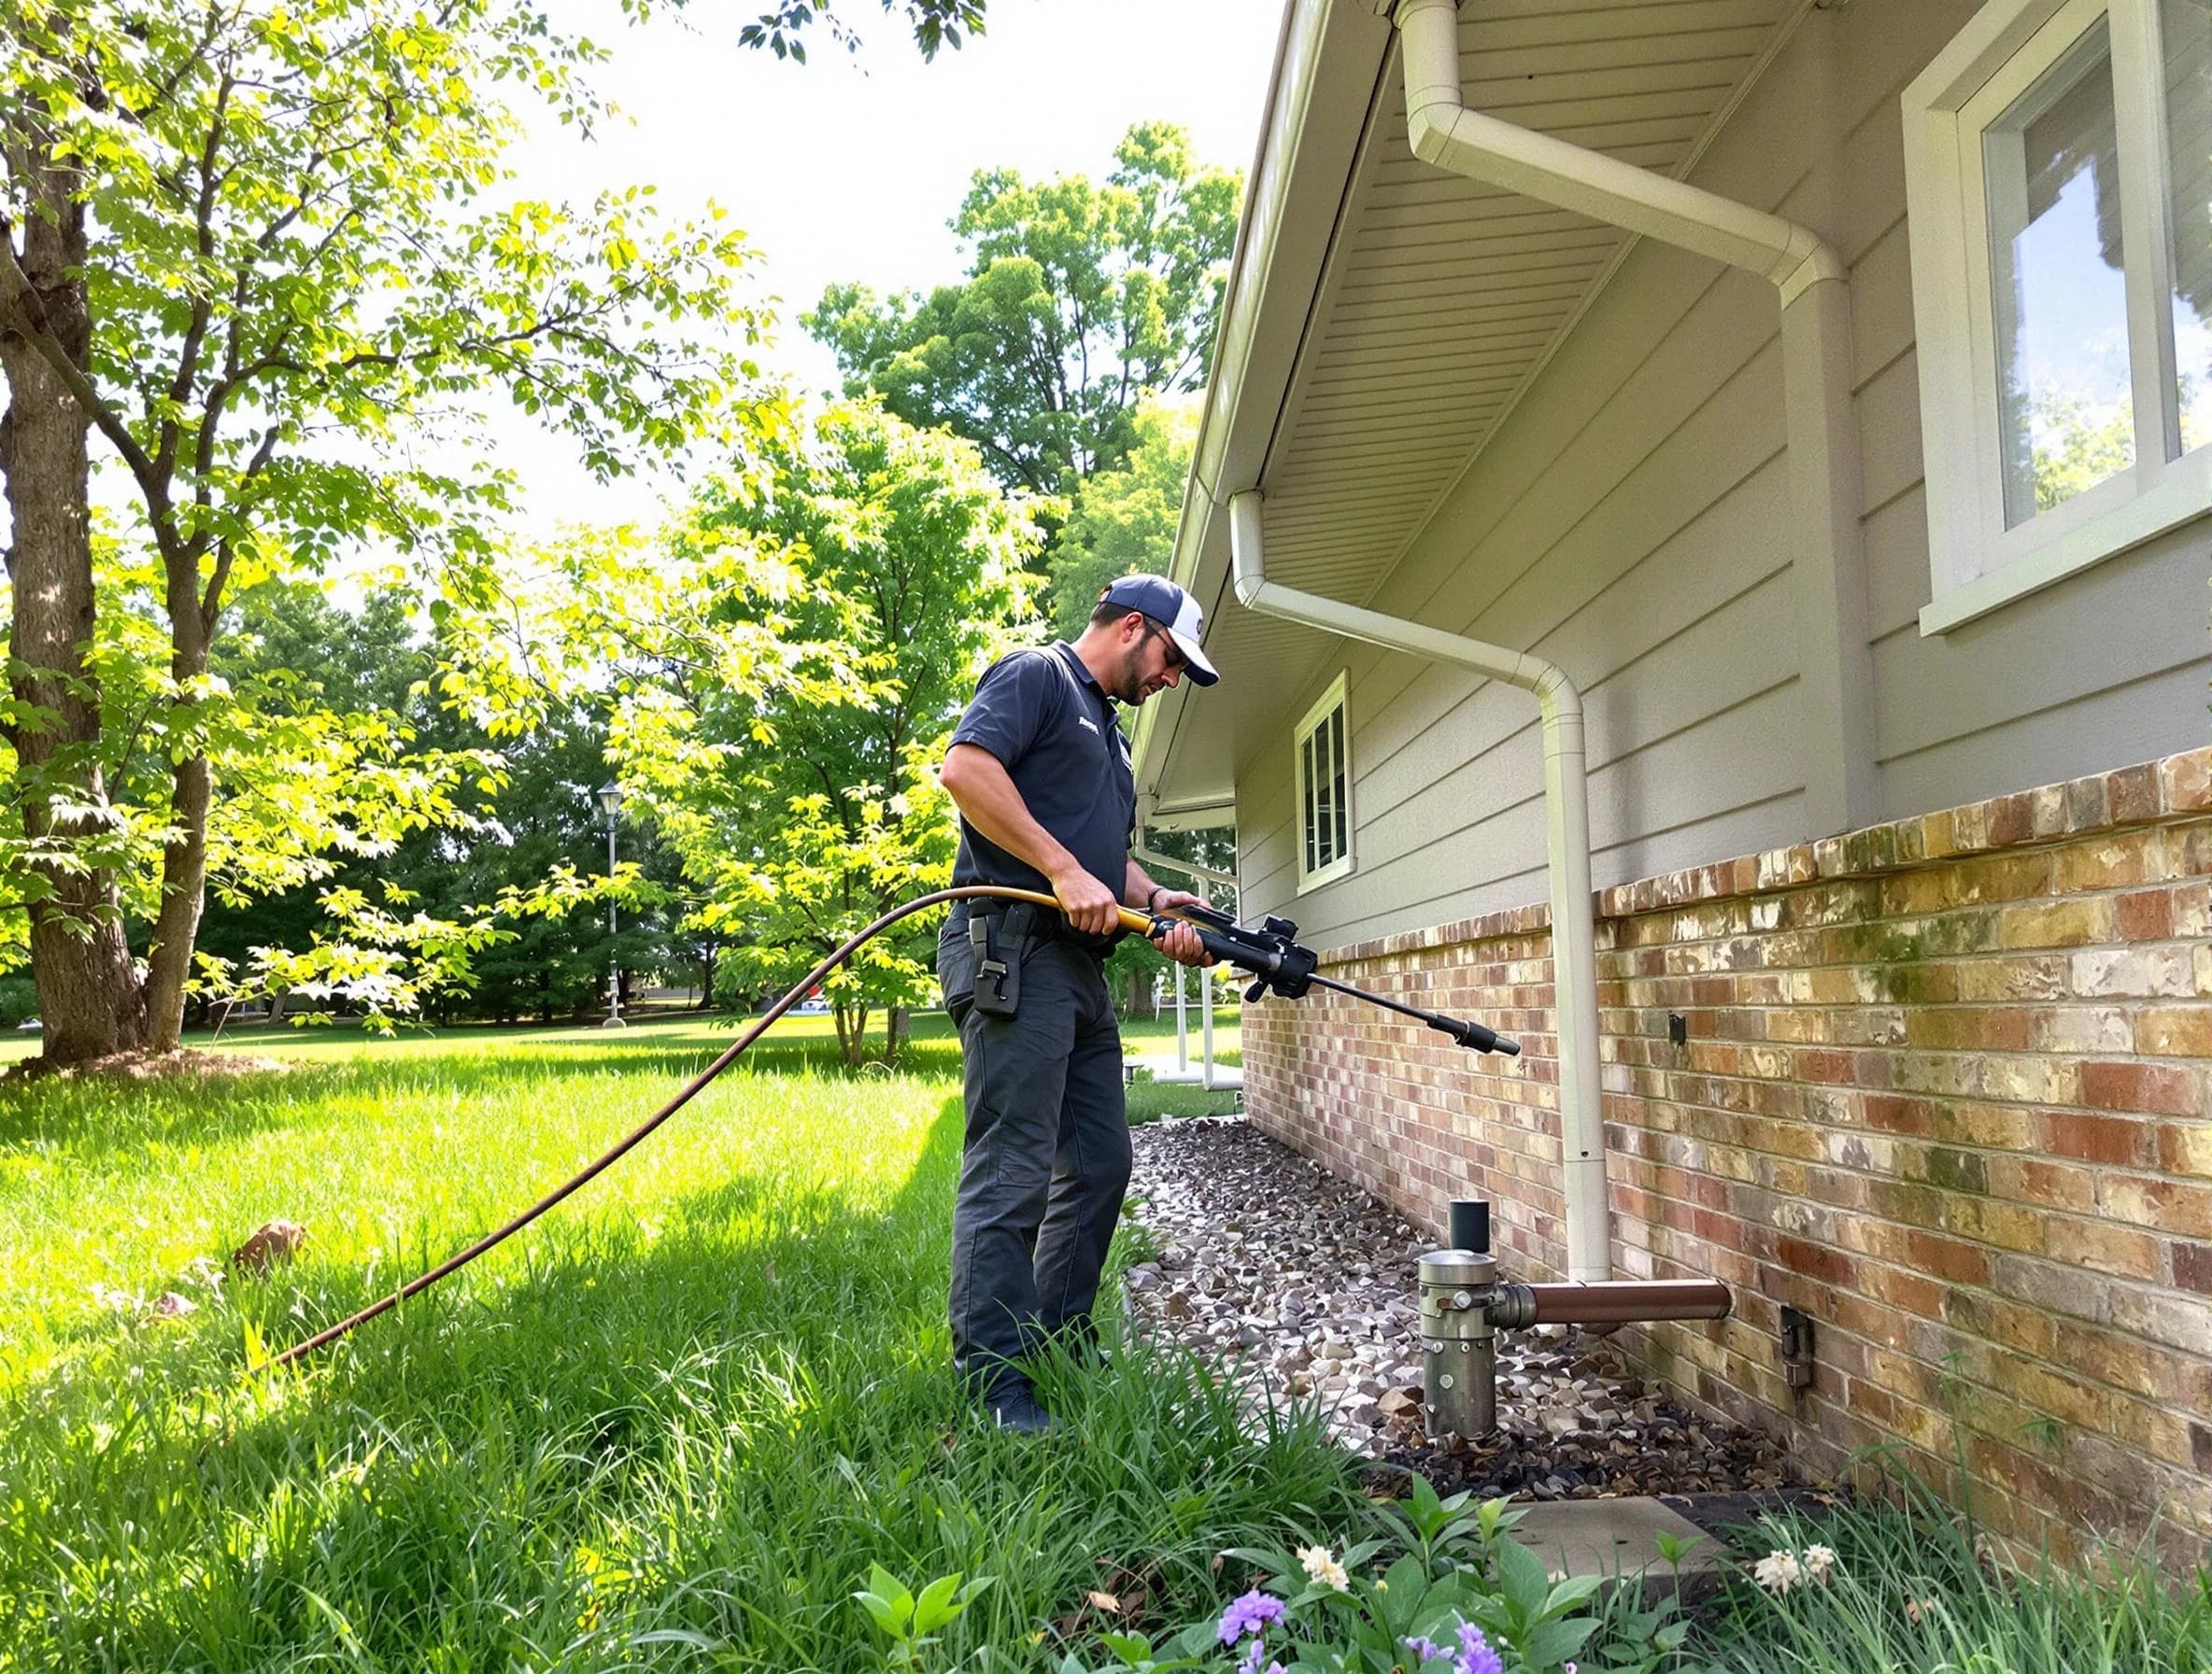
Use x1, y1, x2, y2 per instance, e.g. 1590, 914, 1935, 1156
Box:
1136, 0, 2212, 1562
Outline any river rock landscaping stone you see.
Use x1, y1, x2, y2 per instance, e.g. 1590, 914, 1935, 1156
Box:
1121, 1115, 1794, 1502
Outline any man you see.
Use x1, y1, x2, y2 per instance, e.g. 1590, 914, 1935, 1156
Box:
935, 574, 1220, 1432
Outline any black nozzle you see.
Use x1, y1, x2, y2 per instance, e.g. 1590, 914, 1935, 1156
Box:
1427, 1013, 1522, 1055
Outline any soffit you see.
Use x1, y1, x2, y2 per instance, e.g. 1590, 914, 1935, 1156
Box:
1141, 0, 1806, 823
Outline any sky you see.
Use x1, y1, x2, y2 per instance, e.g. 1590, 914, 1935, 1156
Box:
489, 0, 1287, 533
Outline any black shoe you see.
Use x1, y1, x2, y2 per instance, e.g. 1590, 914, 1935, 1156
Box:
985, 1386, 1056, 1434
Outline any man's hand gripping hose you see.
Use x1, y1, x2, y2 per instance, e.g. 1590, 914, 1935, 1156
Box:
267, 885, 1518, 1369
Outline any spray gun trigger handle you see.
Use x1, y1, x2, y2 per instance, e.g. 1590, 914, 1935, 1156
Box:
1243, 977, 1268, 1004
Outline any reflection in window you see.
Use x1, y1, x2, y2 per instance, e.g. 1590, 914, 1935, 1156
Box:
2166, 0, 2212, 453
1984, 19, 2134, 525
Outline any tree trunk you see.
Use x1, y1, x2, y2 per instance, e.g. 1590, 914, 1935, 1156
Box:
887, 1004, 910, 1056
141, 754, 211, 1052
0, 167, 146, 1064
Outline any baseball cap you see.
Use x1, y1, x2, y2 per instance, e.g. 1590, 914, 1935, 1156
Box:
1099, 574, 1220, 687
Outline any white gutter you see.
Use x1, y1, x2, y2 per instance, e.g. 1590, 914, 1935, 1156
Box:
1395, 0, 1875, 833
1229, 491, 1609, 1284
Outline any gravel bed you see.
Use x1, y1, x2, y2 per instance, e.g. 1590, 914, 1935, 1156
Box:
1121, 1116, 1796, 1502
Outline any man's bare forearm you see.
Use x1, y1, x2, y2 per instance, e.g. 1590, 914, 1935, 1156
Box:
940, 743, 1082, 887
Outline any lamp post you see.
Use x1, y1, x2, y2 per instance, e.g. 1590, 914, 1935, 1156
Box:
597, 780, 626, 1029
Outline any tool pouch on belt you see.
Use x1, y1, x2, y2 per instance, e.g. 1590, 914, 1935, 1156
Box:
967, 902, 1034, 1019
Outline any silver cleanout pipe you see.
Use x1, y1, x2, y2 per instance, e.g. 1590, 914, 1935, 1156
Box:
1228, 491, 1609, 1284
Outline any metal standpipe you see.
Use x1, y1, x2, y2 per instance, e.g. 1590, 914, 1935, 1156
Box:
1419, 1249, 1503, 1440
1418, 1227, 1734, 1440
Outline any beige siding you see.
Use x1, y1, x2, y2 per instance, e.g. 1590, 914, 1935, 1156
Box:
1240, 0, 2212, 944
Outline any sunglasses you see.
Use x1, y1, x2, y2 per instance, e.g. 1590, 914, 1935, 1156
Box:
1138, 617, 1187, 673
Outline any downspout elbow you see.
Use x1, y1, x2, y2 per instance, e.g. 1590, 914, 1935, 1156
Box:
1229, 489, 1269, 609
1397, 0, 1466, 168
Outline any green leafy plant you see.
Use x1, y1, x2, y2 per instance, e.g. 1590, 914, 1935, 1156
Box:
853, 1564, 995, 1667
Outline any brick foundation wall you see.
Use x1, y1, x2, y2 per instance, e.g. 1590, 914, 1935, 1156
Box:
1241, 747, 2212, 1564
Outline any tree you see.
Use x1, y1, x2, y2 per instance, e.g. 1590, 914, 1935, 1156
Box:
804, 123, 1241, 499
1, 0, 761, 1064
617, 402, 1039, 1063
1044, 393, 1200, 637
735, 0, 988, 62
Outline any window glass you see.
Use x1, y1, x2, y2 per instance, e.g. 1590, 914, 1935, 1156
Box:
1330, 708, 1347, 863
1984, 19, 2134, 525
2165, 0, 2212, 452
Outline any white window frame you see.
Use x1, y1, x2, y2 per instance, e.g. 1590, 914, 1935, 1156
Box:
1904, 0, 2212, 633
1291, 672, 1354, 893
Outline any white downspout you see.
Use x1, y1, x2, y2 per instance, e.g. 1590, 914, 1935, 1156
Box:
1229, 491, 1609, 1284
1395, 0, 1874, 833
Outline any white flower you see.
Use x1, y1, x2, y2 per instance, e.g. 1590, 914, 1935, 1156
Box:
1753, 1550, 1804, 1594
1802, 1544, 1838, 1583
1297, 1544, 1349, 1591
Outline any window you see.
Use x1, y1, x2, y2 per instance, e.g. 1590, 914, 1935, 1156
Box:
1293, 674, 1353, 891
1904, 0, 2212, 631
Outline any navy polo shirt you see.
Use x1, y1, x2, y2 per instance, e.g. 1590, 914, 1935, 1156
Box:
948, 642, 1134, 901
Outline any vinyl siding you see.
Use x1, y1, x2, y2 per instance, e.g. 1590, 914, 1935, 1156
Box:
1238, 0, 2212, 944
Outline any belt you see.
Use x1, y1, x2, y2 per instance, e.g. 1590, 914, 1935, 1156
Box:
964, 896, 1117, 958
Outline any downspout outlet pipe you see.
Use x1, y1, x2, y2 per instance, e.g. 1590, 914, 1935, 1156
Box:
1229, 491, 1609, 1284
1419, 1247, 1732, 1440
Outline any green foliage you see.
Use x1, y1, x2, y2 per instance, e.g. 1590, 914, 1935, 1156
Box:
733, 0, 989, 63
1, 0, 766, 1051
1067, 1487, 1688, 1674
1699, 1473, 2212, 1674
805, 123, 1240, 498
599, 400, 1040, 1060
1048, 393, 1203, 637
854, 1563, 995, 1667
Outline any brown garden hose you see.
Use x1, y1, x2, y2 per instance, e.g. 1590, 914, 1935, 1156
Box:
270, 885, 1076, 1369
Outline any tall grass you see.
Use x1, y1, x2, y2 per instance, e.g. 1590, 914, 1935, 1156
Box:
0, 1018, 1340, 1671
1698, 1472, 2212, 1674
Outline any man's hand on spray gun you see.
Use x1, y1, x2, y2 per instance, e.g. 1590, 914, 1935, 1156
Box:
1047, 868, 1212, 965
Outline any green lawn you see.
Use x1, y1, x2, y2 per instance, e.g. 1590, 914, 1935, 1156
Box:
0, 1010, 1341, 1673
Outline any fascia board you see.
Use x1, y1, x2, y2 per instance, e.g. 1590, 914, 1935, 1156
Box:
1130, 0, 1393, 804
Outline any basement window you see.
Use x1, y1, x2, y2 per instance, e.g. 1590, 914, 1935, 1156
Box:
1904, 0, 2212, 632
1293, 673, 1353, 891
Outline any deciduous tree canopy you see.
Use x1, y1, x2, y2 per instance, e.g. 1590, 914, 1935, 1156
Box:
804, 122, 1240, 499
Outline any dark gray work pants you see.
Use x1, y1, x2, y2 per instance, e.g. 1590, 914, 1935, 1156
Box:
939, 915, 1129, 1397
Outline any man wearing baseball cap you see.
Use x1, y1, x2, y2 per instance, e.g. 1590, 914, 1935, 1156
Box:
935, 574, 1219, 1432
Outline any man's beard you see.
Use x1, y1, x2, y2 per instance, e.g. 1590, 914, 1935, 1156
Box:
1110, 645, 1147, 706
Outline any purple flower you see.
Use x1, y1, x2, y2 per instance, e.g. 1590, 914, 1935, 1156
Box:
1216, 1589, 1286, 1645
1453, 1622, 1504, 1674
1237, 1639, 1283, 1674
1402, 1634, 1448, 1666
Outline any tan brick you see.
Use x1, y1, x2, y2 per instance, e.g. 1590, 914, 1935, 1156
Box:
1943, 1196, 2047, 1253
2137, 1005, 2212, 1057
2161, 746, 2212, 813
2053, 831, 2159, 893
1999, 899, 2115, 949
2061, 1218, 2165, 1280
1997, 1361, 2112, 1431
2097, 1173, 2212, 1236
2161, 1124, 2212, 1178
1986, 1156, 2097, 1212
